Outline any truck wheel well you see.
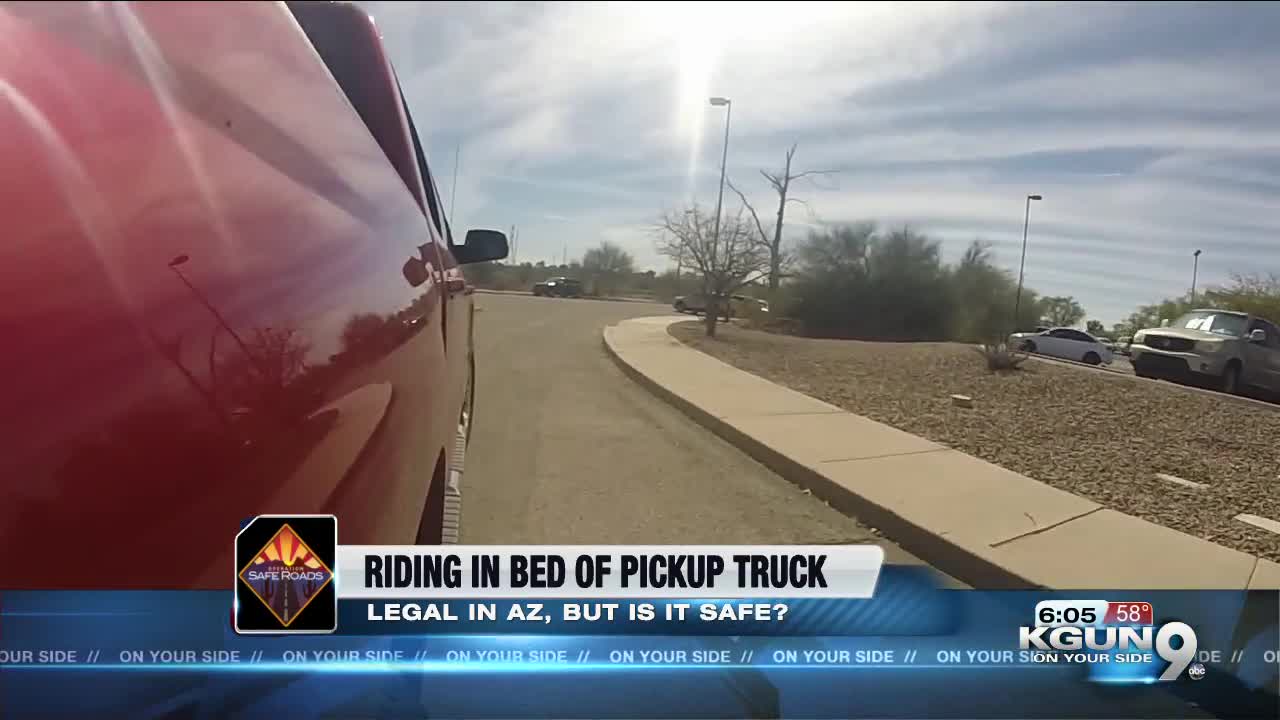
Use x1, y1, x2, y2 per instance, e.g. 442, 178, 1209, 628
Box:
415, 453, 446, 544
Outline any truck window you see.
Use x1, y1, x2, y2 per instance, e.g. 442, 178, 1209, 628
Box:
287, 1, 427, 213
1263, 322, 1280, 348
400, 91, 448, 241
1250, 319, 1280, 348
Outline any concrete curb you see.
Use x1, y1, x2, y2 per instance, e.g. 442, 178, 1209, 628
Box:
604, 317, 1279, 590
605, 328, 1042, 589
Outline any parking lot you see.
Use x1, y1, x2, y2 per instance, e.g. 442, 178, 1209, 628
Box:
1024, 348, 1280, 412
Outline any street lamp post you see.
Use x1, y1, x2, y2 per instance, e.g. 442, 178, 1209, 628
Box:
168, 255, 255, 363
1013, 194, 1043, 331
1191, 249, 1202, 304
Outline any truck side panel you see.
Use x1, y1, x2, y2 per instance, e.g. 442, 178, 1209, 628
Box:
0, 1, 451, 588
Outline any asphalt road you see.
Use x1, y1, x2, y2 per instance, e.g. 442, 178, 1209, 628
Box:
445, 298, 1243, 719
461, 293, 943, 571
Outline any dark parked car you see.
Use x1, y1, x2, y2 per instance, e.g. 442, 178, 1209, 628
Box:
0, 0, 507, 589
533, 277, 584, 297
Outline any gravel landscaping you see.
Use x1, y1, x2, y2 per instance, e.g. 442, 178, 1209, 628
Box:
670, 321, 1280, 562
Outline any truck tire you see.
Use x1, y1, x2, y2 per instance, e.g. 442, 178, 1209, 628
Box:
1222, 362, 1242, 395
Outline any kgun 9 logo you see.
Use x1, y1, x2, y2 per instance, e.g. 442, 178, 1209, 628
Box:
1019, 622, 1198, 681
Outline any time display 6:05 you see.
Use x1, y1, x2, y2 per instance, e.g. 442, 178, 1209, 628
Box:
1034, 600, 1155, 627
1034, 600, 1109, 628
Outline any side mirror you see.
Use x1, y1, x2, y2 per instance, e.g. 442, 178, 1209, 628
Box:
402, 257, 429, 287
1249, 328, 1266, 343
454, 229, 509, 265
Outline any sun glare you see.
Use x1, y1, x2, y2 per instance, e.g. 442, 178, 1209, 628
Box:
625, 1, 807, 195
656, 3, 721, 197
622, 0, 817, 197
679, 39, 719, 195
674, 5, 721, 129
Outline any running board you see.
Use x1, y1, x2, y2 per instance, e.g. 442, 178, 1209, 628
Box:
442, 422, 465, 544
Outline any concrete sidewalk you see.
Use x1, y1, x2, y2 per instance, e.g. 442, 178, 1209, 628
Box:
605, 316, 1279, 589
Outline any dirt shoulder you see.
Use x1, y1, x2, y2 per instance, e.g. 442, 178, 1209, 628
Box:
670, 321, 1280, 561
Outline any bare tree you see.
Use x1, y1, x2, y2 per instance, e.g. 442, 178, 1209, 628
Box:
582, 241, 635, 276
656, 204, 769, 337
216, 326, 312, 420
582, 240, 635, 296
144, 324, 229, 429
728, 143, 837, 292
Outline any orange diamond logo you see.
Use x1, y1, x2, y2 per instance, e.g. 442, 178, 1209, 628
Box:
237, 523, 333, 627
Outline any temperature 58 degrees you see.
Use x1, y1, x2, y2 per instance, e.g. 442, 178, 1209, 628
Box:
1033, 600, 1154, 628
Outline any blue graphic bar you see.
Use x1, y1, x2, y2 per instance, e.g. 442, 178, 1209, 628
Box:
0, 568, 1275, 718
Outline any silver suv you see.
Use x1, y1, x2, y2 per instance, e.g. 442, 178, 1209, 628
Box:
1129, 309, 1280, 395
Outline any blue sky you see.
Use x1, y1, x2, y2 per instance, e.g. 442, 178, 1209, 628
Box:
364, 1, 1280, 325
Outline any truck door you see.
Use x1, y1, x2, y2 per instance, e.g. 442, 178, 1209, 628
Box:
401, 105, 471, 431
288, 1, 456, 544
1248, 319, 1280, 392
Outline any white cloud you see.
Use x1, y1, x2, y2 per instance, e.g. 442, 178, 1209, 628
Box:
360, 1, 1280, 325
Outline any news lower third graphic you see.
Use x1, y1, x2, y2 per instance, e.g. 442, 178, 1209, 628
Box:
1018, 599, 1200, 682
234, 515, 337, 634
343, 544, 885, 598
0, 526, 1276, 718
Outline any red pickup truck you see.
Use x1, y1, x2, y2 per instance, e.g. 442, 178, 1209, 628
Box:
0, 1, 506, 588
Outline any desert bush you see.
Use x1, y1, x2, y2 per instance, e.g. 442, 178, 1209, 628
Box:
788, 227, 1048, 342
788, 224, 952, 340
975, 342, 1029, 372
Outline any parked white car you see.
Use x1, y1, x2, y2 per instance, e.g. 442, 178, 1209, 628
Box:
1008, 327, 1114, 365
